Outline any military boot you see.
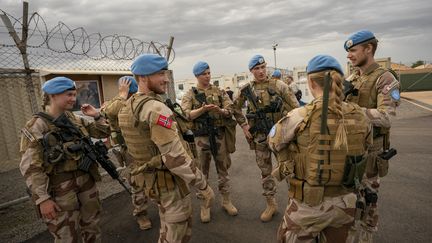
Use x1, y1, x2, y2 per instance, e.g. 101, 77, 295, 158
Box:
200, 206, 211, 223
221, 193, 238, 216
137, 214, 152, 230
260, 196, 277, 222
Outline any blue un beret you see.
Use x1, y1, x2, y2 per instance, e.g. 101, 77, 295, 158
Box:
248, 54, 266, 70
131, 54, 168, 75
307, 55, 344, 75
344, 30, 376, 51
119, 76, 137, 94
193, 61, 210, 76
42, 77, 76, 94
272, 70, 282, 78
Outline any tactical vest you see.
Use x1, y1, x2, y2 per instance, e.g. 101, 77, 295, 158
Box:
293, 99, 369, 186
346, 66, 387, 109
346, 65, 394, 138
118, 94, 192, 198
191, 86, 226, 128
118, 95, 161, 166
247, 79, 284, 125
31, 112, 98, 176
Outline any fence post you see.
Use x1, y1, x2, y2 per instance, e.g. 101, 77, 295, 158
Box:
0, 1, 39, 113
166, 36, 176, 101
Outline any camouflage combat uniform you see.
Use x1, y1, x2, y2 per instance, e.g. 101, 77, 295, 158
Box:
233, 78, 298, 198
345, 63, 400, 242
268, 97, 372, 242
118, 91, 210, 243
20, 111, 110, 243
181, 85, 236, 195
101, 95, 150, 228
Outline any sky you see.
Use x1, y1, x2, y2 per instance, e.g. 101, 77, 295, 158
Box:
1, 0, 431, 80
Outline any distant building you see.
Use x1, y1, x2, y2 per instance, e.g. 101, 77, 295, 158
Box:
292, 66, 312, 103
267, 66, 293, 79
391, 62, 412, 71
175, 72, 252, 101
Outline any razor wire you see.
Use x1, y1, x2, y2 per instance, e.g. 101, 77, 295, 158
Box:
0, 9, 175, 71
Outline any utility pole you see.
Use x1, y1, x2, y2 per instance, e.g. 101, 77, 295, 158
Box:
272, 42, 278, 69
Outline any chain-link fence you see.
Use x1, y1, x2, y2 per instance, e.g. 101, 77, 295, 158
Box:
0, 3, 175, 168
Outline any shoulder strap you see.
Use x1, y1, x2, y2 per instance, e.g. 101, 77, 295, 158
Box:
131, 95, 159, 127
35, 111, 55, 122
35, 111, 83, 137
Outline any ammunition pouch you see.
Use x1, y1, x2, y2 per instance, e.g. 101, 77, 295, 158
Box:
141, 167, 190, 200
110, 131, 126, 146
224, 118, 237, 153
289, 178, 351, 207
342, 155, 367, 188
42, 131, 65, 165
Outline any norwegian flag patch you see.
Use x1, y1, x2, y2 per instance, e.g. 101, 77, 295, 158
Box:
156, 114, 173, 128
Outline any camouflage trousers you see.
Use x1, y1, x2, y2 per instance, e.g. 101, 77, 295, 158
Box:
359, 140, 386, 243
157, 188, 193, 243
116, 148, 150, 218
253, 142, 276, 197
358, 175, 380, 243
277, 194, 358, 243
44, 173, 101, 243
195, 132, 232, 194
128, 171, 150, 217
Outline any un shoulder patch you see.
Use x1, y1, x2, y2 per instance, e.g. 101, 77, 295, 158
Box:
391, 89, 400, 101
269, 125, 277, 138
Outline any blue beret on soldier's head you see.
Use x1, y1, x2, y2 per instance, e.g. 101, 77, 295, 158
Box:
42, 77, 76, 94
119, 76, 137, 94
248, 54, 266, 70
344, 30, 376, 51
306, 55, 344, 75
193, 61, 210, 76
131, 54, 168, 75
272, 70, 282, 78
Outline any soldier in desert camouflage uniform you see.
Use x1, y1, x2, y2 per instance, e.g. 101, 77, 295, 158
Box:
269, 55, 372, 242
344, 30, 400, 242
181, 61, 239, 223
20, 76, 110, 243
232, 54, 299, 222
100, 76, 152, 230
118, 54, 215, 243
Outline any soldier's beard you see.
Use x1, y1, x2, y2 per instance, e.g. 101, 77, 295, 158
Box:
148, 81, 166, 94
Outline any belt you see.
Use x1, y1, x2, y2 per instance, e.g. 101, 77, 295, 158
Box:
289, 179, 351, 203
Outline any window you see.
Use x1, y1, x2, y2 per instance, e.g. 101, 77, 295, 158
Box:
178, 84, 184, 90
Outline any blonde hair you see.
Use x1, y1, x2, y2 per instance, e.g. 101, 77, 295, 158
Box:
308, 70, 347, 150
42, 93, 50, 111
